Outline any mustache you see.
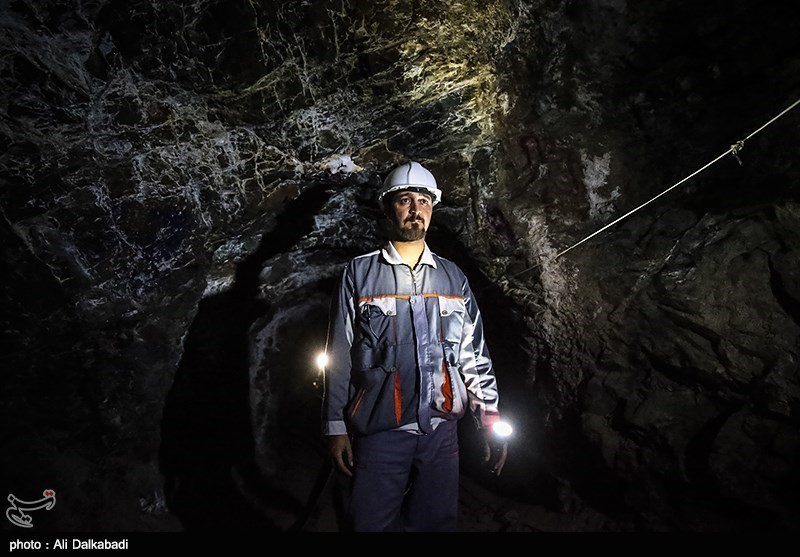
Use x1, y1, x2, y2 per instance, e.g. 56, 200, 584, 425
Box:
405, 216, 424, 223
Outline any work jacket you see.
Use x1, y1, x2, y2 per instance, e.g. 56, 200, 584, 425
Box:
322, 241, 500, 437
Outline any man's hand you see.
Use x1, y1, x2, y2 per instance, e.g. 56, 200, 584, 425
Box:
482, 431, 508, 476
328, 434, 354, 477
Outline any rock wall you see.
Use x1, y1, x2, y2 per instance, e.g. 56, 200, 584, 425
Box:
1, 0, 798, 531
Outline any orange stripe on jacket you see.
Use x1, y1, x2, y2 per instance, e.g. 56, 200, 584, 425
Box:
358, 294, 410, 303
394, 370, 402, 424
441, 359, 453, 412
424, 293, 464, 300
439, 314, 454, 412
350, 388, 365, 417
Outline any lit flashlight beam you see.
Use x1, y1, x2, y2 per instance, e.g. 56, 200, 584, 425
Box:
492, 421, 513, 438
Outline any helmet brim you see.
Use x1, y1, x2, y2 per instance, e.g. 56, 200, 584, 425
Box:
378, 185, 442, 207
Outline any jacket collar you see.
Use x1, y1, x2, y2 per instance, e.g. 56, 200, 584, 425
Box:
381, 241, 437, 269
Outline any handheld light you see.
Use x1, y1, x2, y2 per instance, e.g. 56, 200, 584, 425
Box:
492, 420, 513, 439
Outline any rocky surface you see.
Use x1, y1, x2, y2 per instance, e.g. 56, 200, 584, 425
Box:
1, 0, 798, 532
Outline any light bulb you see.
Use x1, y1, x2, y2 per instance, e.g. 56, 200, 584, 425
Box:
492, 421, 512, 438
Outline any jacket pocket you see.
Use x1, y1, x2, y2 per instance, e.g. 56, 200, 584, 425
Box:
357, 297, 398, 346
346, 364, 401, 435
437, 296, 466, 344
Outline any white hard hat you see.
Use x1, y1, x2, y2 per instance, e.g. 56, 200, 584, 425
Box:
377, 161, 442, 208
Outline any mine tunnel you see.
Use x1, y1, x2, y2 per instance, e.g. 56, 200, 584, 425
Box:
1, 0, 799, 534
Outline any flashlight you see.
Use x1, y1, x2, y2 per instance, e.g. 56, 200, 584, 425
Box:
315, 352, 329, 370
492, 420, 513, 439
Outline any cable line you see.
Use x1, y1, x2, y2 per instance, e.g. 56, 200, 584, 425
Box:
552, 97, 800, 260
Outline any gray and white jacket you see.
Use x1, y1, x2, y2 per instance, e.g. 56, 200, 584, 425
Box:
322, 241, 500, 437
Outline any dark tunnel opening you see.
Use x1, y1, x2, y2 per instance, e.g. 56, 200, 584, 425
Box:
261, 290, 351, 531
159, 183, 333, 530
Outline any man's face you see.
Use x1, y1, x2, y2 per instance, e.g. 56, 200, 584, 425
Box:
387, 190, 433, 241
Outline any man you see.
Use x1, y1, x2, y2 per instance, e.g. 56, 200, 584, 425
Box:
321, 161, 507, 532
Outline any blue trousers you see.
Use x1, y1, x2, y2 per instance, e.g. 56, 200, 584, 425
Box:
349, 420, 459, 532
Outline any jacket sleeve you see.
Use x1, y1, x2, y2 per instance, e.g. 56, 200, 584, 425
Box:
459, 276, 501, 430
321, 263, 356, 436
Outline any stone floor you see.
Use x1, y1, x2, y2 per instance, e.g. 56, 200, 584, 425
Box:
253, 430, 625, 533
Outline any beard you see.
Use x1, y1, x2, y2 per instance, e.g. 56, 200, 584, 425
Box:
389, 218, 427, 241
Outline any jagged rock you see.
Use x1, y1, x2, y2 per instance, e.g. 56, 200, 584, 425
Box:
1, 0, 798, 531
